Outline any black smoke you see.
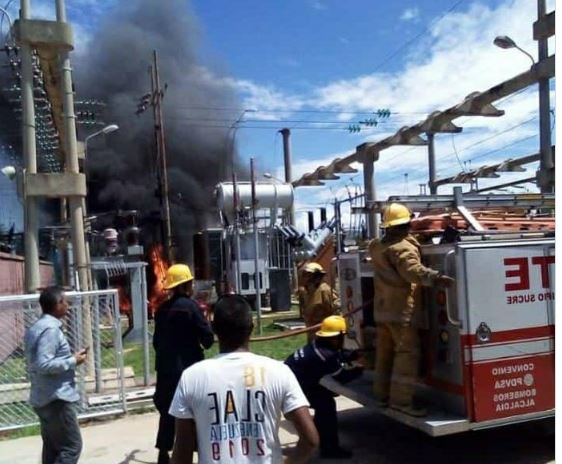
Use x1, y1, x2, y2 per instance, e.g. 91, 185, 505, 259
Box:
75, 0, 243, 261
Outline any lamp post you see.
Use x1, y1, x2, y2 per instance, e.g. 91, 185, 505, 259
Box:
493, 28, 553, 193
82, 124, 119, 289
228, 109, 256, 176
493, 35, 536, 65
228, 109, 255, 294
84, 124, 119, 150
83, 124, 119, 210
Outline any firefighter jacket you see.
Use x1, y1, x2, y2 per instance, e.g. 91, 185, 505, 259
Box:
285, 341, 362, 393
299, 282, 340, 327
369, 231, 439, 325
153, 294, 214, 376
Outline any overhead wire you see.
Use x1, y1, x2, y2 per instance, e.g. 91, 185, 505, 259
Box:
438, 115, 538, 162
165, 116, 400, 125
368, 0, 467, 74
450, 133, 464, 171
165, 123, 396, 132
165, 105, 428, 116
468, 134, 539, 162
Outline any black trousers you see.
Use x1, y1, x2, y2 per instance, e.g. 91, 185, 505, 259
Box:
153, 374, 181, 452
304, 386, 339, 452
33, 400, 82, 464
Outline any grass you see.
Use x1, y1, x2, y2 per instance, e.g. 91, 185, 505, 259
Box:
0, 424, 40, 441
0, 310, 306, 440
121, 309, 306, 379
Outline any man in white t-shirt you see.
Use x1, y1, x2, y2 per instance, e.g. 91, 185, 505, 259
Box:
170, 294, 319, 464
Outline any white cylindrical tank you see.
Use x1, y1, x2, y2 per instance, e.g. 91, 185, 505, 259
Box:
216, 182, 294, 216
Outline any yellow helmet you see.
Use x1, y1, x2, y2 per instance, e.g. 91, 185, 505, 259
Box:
303, 262, 325, 274
381, 203, 413, 228
163, 264, 194, 289
316, 315, 347, 337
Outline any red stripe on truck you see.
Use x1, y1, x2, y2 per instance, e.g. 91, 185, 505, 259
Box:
461, 325, 554, 346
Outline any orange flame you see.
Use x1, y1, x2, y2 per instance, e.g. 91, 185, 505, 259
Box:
117, 284, 132, 314
148, 244, 169, 317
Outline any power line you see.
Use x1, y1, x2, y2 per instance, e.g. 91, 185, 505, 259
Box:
169, 123, 387, 131
369, 0, 466, 74
165, 116, 398, 125
468, 134, 539, 162
439, 115, 538, 162
165, 105, 427, 116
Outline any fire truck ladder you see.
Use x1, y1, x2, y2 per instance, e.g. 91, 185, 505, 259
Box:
368, 187, 555, 232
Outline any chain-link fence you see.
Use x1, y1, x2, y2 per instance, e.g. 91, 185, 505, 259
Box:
0, 289, 126, 431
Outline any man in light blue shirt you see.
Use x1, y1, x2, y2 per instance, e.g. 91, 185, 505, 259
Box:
24, 286, 88, 464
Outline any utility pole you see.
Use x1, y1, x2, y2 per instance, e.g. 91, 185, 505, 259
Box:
152, 51, 173, 258
20, 0, 40, 292
427, 132, 438, 194
148, 66, 166, 251
279, 128, 295, 225
231, 171, 242, 294
55, 0, 90, 295
137, 51, 173, 259
536, 0, 554, 193
250, 157, 262, 335
55, 0, 94, 376
361, 148, 380, 239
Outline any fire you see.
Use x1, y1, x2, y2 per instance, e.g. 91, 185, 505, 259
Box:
117, 284, 132, 314
148, 243, 169, 317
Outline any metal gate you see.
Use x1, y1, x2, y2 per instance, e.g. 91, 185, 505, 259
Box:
0, 289, 126, 431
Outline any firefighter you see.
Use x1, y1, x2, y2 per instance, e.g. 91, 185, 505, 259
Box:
152, 264, 214, 464
369, 203, 454, 417
286, 315, 362, 459
299, 262, 340, 342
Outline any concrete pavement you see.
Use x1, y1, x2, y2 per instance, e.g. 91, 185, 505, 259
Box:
0, 397, 554, 464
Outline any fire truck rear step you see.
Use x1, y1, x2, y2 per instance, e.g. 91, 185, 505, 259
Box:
320, 371, 470, 437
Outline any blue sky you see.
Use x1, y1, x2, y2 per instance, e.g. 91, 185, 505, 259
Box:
2, 0, 556, 231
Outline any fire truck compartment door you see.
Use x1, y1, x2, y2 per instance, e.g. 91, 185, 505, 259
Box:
458, 240, 555, 422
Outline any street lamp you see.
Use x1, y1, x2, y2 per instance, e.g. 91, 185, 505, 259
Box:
263, 172, 283, 183
83, 124, 119, 201
84, 124, 119, 153
493, 35, 535, 65
1, 165, 16, 181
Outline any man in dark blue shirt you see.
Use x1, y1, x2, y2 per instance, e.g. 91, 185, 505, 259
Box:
153, 264, 214, 464
285, 315, 362, 459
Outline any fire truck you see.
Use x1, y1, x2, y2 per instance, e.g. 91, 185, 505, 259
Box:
321, 191, 555, 436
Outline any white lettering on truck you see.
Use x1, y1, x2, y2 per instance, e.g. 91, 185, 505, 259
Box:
492, 363, 534, 376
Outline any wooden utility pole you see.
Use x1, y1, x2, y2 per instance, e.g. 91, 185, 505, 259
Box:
139, 51, 172, 259
152, 51, 172, 259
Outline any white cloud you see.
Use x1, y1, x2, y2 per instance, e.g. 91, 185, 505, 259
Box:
257, 0, 547, 206
310, 1, 327, 11
400, 7, 420, 22
278, 57, 300, 68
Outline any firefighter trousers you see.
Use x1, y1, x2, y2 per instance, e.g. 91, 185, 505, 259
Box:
304, 386, 340, 453
373, 322, 420, 407
153, 374, 181, 452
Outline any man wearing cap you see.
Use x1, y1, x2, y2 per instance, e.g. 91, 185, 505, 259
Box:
285, 316, 362, 459
299, 262, 340, 342
369, 203, 454, 417
153, 264, 214, 464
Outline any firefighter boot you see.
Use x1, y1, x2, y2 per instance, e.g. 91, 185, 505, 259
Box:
373, 323, 393, 405
157, 450, 170, 464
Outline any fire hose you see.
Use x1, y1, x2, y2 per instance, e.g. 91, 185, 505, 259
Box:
248, 299, 373, 342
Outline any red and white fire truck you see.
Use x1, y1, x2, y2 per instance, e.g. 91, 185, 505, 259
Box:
323, 192, 555, 436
